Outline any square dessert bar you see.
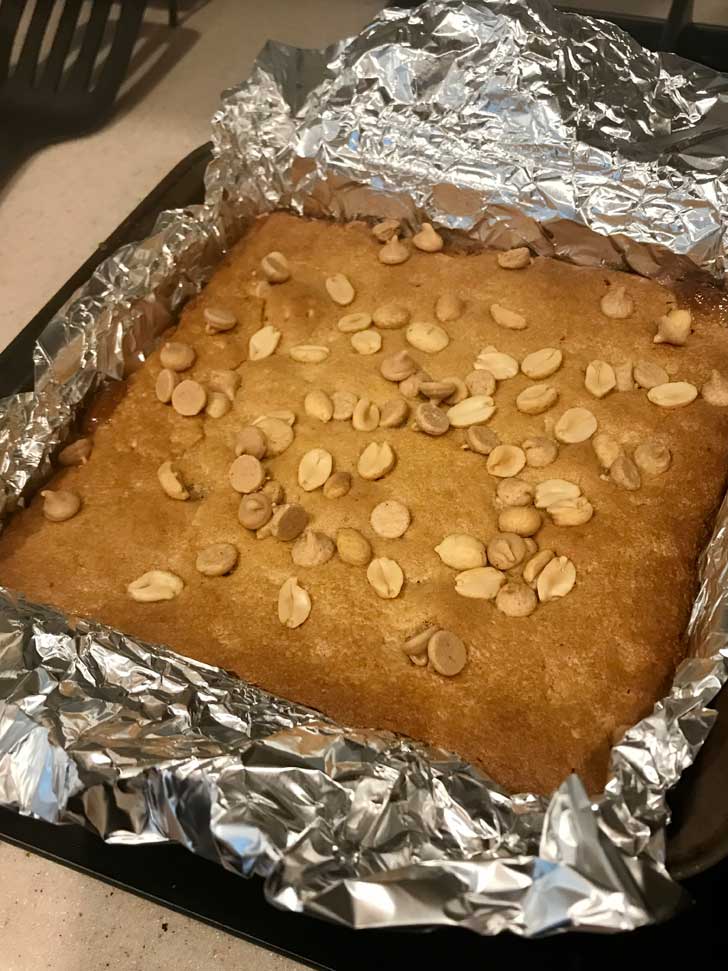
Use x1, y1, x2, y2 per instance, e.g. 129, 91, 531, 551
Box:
3, 212, 728, 795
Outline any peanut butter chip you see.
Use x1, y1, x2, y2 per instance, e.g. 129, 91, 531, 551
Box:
406, 321, 449, 354
370, 500, 410, 539
195, 543, 238, 577
367, 557, 404, 598
157, 461, 189, 500
372, 218, 400, 242
455, 567, 506, 600
487, 533, 527, 571
496, 478, 533, 507
466, 426, 500, 455
523, 549, 554, 587
486, 445, 526, 478
516, 384, 558, 415
420, 380, 457, 402
155, 368, 179, 403
381, 351, 418, 383
380, 398, 409, 428
414, 402, 450, 436
249, 325, 281, 361
585, 361, 616, 399
634, 441, 671, 475
702, 370, 728, 406
261, 251, 290, 283
338, 312, 372, 333
252, 417, 293, 456
491, 304, 527, 330
465, 369, 496, 396
292, 530, 335, 567
609, 454, 641, 491
352, 398, 380, 431
336, 528, 372, 566
209, 369, 241, 401
413, 223, 444, 252
447, 395, 496, 427
229, 455, 266, 494
495, 581, 537, 617
647, 382, 698, 408
206, 391, 231, 419
204, 307, 237, 334
332, 391, 358, 420
270, 504, 308, 541
278, 577, 311, 628
298, 448, 333, 491
172, 380, 207, 417
160, 341, 195, 372
654, 308, 691, 346
41, 489, 81, 522
351, 330, 382, 355
498, 506, 542, 536
325, 273, 355, 306
58, 438, 92, 466
427, 630, 467, 677
304, 390, 333, 423
358, 442, 396, 479
522, 437, 558, 468
497, 247, 531, 269
435, 534, 485, 570
435, 293, 463, 322
537, 556, 576, 602
547, 496, 594, 526
521, 347, 562, 380
289, 344, 330, 364
323, 470, 352, 499
403, 627, 440, 655
373, 303, 410, 329
554, 407, 597, 444
236, 426, 267, 459
600, 285, 633, 319
379, 235, 410, 265
591, 432, 622, 470
127, 570, 183, 603
475, 346, 519, 380
238, 492, 272, 529
534, 479, 580, 508
634, 360, 669, 389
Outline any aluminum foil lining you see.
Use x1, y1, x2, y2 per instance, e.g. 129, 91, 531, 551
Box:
2, 0, 728, 935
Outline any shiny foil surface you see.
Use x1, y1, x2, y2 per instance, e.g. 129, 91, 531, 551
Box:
2, 0, 728, 936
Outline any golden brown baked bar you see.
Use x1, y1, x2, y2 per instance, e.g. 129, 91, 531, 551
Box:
3, 212, 728, 795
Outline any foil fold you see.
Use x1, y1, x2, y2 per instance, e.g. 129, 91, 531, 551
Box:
2, 0, 728, 935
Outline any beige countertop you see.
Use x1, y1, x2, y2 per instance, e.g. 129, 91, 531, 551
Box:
0, 0, 381, 352
0, 1, 381, 968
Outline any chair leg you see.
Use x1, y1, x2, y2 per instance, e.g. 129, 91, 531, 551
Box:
168, 0, 178, 28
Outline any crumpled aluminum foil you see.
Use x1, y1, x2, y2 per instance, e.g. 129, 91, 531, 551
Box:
2, 0, 728, 936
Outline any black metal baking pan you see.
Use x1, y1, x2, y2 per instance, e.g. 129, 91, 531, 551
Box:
2, 131, 728, 962
0, 806, 727, 967
0, 142, 214, 398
